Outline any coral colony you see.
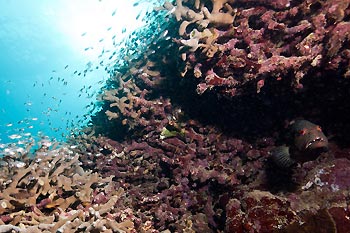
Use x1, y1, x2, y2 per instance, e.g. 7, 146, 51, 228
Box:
1, 0, 350, 232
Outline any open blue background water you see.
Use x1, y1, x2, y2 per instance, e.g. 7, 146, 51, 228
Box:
0, 0, 160, 145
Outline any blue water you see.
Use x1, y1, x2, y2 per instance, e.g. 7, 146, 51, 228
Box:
0, 0, 161, 146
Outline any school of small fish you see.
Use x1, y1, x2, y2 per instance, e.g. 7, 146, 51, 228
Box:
1, 1, 159, 156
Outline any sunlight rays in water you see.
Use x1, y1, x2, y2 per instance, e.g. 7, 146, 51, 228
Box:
0, 0, 154, 144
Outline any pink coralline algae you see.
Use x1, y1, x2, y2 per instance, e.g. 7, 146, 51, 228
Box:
224, 155, 350, 233
225, 191, 298, 232
77, 2, 350, 228
164, 0, 350, 96
76, 126, 270, 231
78, 34, 350, 230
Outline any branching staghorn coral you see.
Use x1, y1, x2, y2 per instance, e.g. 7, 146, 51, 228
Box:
0, 142, 136, 232
100, 49, 175, 134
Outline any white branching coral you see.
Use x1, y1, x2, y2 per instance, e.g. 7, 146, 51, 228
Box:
0, 143, 135, 232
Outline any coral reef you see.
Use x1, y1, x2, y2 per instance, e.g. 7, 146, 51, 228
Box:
75, 126, 274, 231
0, 143, 135, 232
3, 130, 350, 232
164, 0, 350, 96
79, 24, 350, 230
1, 0, 350, 232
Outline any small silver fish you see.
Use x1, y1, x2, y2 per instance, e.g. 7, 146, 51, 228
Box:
8, 134, 22, 140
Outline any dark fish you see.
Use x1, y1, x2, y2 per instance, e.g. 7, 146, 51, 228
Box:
271, 120, 328, 168
271, 146, 295, 168
289, 120, 328, 152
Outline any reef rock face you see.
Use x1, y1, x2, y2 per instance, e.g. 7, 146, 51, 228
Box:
225, 156, 350, 233
225, 191, 298, 232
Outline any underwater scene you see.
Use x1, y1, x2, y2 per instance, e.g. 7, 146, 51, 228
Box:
1, 0, 350, 232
